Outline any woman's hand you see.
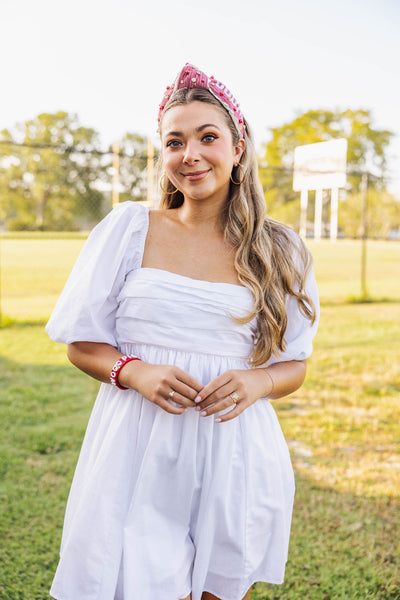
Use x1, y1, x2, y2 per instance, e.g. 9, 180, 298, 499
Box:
194, 368, 272, 423
119, 360, 204, 415
194, 360, 307, 423
67, 342, 204, 416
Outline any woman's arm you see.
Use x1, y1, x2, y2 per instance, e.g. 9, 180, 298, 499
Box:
194, 360, 307, 423
67, 341, 203, 414
67, 342, 126, 384
259, 359, 307, 400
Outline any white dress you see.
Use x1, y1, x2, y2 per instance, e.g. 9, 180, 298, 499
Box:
46, 201, 319, 600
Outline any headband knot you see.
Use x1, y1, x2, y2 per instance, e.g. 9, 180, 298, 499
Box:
158, 63, 245, 138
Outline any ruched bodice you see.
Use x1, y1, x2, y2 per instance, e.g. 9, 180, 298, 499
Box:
116, 267, 257, 359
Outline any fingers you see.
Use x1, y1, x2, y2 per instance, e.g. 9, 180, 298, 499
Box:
194, 369, 252, 423
214, 404, 244, 423
150, 366, 204, 414
174, 368, 204, 394
158, 398, 187, 415
195, 371, 233, 405
166, 390, 196, 409
165, 368, 204, 408
172, 378, 202, 402
198, 395, 247, 422
198, 382, 239, 411
148, 367, 253, 422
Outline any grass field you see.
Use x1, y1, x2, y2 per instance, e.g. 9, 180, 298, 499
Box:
0, 236, 400, 599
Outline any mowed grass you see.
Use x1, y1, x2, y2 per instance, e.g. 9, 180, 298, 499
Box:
0, 238, 85, 322
308, 240, 400, 304
1, 237, 400, 321
0, 236, 400, 599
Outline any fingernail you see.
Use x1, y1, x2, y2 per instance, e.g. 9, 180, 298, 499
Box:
194, 395, 202, 403
215, 418, 222, 423
200, 411, 207, 417
195, 406, 201, 411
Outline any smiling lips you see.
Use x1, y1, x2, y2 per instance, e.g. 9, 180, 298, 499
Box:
182, 169, 210, 182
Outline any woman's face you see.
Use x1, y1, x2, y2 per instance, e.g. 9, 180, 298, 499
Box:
161, 101, 245, 206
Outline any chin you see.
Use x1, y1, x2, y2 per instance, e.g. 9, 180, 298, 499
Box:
182, 184, 212, 199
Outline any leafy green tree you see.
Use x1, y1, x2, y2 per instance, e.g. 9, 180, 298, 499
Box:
0, 111, 105, 230
259, 109, 394, 215
338, 189, 400, 239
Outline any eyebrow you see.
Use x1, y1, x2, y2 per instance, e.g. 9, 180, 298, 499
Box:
165, 123, 221, 137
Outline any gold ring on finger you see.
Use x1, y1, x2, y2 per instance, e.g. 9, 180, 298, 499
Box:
229, 392, 239, 404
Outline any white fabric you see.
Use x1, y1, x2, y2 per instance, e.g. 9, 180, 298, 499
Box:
46, 201, 319, 600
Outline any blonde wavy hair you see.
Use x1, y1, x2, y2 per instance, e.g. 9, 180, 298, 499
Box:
158, 88, 316, 367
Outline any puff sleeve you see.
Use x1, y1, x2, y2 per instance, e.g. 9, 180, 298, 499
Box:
268, 237, 320, 365
272, 266, 320, 363
45, 202, 148, 347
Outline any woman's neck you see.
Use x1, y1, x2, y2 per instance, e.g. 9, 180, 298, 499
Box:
173, 198, 226, 234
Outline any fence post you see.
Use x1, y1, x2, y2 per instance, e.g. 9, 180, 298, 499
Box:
299, 189, 308, 239
360, 173, 369, 300
112, 142, 119, 208
147, 139, 154, 207
330, 188, 339, 242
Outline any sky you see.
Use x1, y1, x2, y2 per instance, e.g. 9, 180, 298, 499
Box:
1, 0, 400, 197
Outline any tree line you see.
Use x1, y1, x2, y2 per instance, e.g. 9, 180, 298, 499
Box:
0, 112, 152, 231
0, 109, 399, 237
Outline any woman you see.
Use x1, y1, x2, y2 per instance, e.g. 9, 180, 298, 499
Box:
46, 63, 319, 600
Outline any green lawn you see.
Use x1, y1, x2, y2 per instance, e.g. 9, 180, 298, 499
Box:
0, 237, 399, 599
1, 237, 400, 322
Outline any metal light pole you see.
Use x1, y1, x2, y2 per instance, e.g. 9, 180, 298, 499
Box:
360, 173, 369, 300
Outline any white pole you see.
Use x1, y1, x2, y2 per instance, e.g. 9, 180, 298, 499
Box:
112, 142, 119, 208
330, 187, 339, 242
314, 189, 323, 242
147, 139, 154, 207
299, 189, 308, 239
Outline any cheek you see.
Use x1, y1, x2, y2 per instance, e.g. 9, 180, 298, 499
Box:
207, 146, 234, 168
163, 152, 179, 173
217, 141, 236, 162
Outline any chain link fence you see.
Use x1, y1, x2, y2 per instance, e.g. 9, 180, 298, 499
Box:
1, 140, 399, 239
0, 139, 160, 232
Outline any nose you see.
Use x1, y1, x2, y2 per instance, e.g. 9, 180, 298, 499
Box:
183, 141, 200, 165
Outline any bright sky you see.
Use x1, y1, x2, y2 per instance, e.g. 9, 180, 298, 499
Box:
2, 0, 400, 197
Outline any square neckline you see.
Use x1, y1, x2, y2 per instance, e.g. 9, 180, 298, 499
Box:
139, 205, 248, 291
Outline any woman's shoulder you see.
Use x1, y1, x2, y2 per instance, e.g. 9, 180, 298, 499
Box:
107, 200, 149, 222
92, 201, 149, 237
76, 202, 150, 268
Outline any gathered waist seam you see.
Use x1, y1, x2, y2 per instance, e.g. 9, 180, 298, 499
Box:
119, 340, 251, 361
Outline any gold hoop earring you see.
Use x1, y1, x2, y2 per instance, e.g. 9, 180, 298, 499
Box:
230, 163, 245, 185
160, 173, 178, 195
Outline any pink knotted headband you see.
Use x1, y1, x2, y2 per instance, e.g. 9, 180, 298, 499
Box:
158, 63, 245, 138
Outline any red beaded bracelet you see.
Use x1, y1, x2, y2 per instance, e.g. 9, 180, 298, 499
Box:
110, 355, 141, 390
